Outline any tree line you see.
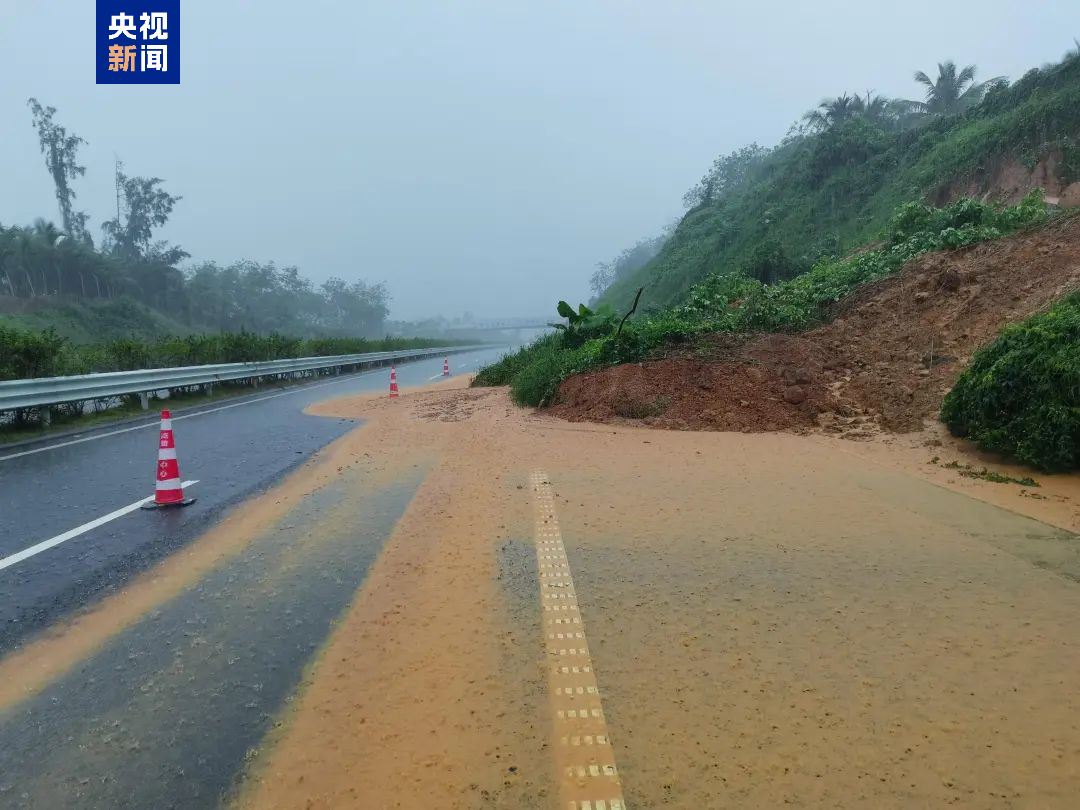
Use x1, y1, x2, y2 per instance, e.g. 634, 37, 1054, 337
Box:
1, 100, 389, 338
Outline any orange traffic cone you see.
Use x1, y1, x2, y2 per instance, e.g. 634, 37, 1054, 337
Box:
142, 410, 195, 509
389, 365, 399, 398
443, 357, 450, 377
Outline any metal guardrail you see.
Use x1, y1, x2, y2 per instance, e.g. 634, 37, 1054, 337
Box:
0, 345, 490, 412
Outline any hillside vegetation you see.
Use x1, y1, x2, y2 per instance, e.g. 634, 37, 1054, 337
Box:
599, 54, 1080, 312
0, 296, 192, 344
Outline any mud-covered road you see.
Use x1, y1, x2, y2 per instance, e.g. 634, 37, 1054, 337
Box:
1, 376, 1079, 809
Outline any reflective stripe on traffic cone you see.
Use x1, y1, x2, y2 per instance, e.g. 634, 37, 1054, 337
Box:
443, 357, 450, 377
142, 409, 195, 509
389, 366, 399, 398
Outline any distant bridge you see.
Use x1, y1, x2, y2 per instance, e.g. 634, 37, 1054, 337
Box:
443, 317, 552, 333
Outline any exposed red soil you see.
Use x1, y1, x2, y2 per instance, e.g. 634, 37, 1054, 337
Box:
939, 150, 1080, 208
550, 213, 1080, 435
554, 357, 836, 433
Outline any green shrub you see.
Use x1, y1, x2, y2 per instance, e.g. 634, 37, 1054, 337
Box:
509, 339, 613, 406
941, 292, 1080, 471
741, 240, 806, 284
509, 338, 572, 406
0, 323, 461, 380
473, 334, 561, 387
0, 325, 67, 380
105, 338, 153, 370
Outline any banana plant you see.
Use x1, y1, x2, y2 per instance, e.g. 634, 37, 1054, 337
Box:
550, 300, 617, 347
551, 300, 593, 330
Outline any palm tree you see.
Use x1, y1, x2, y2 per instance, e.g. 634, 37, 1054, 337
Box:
803, 91, 913, 133
861, 93, 889, 120
802, 93, 864, 131
4, 227, 38, 297
907, 61, 1005, 117
860, 92, 911, 131
31, 219, 65, 295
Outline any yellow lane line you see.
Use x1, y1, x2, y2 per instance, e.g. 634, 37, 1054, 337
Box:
530, 470, 627, 810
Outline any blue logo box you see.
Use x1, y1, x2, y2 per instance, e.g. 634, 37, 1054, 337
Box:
96, 1, 180, 84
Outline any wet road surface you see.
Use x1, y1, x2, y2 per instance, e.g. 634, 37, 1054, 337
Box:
0, 466, 425, 808
0, 349, 505, 651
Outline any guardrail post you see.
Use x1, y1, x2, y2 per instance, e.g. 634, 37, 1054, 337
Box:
252, 377, 259, 389
139, 392, 150, 410
41, 407, 51, 428
206, 382, 214, 397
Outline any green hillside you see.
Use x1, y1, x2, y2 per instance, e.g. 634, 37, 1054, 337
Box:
0, 296, 193, 344
600, 55, 1080, 312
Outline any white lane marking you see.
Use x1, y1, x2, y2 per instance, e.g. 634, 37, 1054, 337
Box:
0, 378, 359, 463
0, 480, 199, 572
0, 352, 493, 463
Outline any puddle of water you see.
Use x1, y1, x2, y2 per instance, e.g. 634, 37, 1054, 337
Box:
0, 467, 425, 809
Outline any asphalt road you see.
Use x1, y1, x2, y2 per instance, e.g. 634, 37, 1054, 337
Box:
0, 348, 507, 652
0, 463, 427, 809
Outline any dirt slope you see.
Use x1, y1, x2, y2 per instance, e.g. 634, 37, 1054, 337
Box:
551, 213, 1080, 435
940, 150, 1080, 208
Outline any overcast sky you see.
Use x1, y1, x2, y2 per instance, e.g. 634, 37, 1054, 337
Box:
1, 1, 1076, 320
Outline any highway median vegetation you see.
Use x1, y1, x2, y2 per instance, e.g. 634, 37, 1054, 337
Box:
0, 326, 465, 439
0, 325, 461, 381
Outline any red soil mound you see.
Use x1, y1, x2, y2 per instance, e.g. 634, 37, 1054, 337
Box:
554, 357, 839, 433
550, 214, 1080, 435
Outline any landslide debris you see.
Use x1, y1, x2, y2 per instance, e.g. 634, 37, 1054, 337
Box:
549, 214, 1080, 435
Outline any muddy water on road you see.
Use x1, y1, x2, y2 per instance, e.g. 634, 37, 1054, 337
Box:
558, 450, 1080, 808
2, 379, 1078, 809
0, 467, 423, 809
246, 384, 1080, 809
236, 390, 554, 809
